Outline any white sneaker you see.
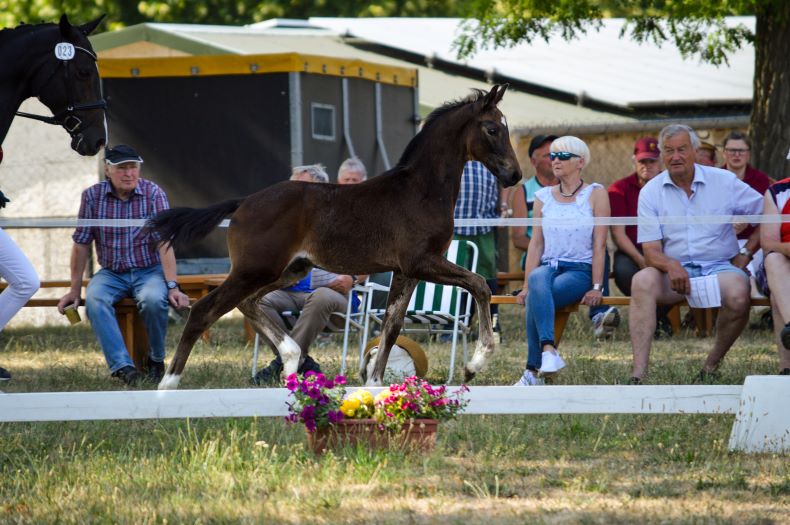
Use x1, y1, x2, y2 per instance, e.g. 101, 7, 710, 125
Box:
538, 351, 566, 374
513, 369, 542, 386
592, 306, 621, 338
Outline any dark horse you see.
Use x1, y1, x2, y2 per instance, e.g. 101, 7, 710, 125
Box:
147, 85, 522, 389
0, 15, 106, 155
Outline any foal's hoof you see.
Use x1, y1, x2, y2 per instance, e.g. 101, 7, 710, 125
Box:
463, 367, 477, 383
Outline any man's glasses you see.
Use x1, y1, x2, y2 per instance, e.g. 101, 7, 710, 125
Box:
724, 148, 749, 155
550, 151, 580, 161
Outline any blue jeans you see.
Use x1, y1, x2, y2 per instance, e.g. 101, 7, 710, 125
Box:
85, 265, 169, 373
525, 261, 592, 371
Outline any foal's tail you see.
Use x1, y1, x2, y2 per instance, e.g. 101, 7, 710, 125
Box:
144, 199, 243, 251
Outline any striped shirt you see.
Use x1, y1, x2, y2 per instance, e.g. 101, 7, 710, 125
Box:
72, 178, 169, 272
453, 161, 499, 236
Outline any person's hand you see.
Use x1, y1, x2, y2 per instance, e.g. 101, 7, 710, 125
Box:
57, 291, 81, 314
0, 190, 9, 209
168, 288, 190, 309
328, 275, 353, 295
667, 261, 691, 295
635, 255, 647, 270
731, 253, 751, 273
732, 222, 748, 235
581, 289, 603, 306
515, 287, 528, 306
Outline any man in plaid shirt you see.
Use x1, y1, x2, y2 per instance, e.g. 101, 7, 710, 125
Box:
453, 160, 504, 341
58, 145, 189, 386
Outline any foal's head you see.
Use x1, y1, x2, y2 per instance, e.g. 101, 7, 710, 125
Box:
465, 84, 522, 187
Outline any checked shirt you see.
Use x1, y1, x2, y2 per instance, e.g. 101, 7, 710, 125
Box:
453, 160, 499, 236
72, 178, 170, 272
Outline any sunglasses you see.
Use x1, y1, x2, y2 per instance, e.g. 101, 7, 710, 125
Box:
550, 151, 580, 161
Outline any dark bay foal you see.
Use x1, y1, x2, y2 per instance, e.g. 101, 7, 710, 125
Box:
147, 84, 522, 389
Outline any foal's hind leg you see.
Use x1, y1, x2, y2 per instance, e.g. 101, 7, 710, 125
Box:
158, 273, 271, 390
237, 298, 302, 379
366, 272, 418, 386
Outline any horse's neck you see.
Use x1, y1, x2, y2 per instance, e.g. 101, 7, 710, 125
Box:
0, 27, 48, 143
402, 120, 469, 204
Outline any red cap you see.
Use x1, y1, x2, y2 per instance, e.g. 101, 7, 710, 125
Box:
634, 137, 660, 161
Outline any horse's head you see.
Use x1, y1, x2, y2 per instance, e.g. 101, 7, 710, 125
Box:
33, 15, 107, 156
467, 84, 522, 187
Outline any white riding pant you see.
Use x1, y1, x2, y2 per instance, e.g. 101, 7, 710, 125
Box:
0, 228, 39, 331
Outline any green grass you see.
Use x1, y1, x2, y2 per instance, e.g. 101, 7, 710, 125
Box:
1, 310, 788, 524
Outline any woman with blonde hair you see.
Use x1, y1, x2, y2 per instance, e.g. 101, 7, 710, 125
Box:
514, 136, 610, 385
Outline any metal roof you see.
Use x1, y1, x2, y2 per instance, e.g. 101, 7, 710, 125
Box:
90, 21, 637, 130
308, 17, 755, 109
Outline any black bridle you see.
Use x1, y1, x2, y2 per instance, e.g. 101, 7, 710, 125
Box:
14, 44, 106, 135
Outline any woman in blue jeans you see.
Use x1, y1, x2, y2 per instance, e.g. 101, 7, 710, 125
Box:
515, 136, 611, 386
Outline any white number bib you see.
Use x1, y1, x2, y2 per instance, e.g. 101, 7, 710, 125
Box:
54, 42, 75, 60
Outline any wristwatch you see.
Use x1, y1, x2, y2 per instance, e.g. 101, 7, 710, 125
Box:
166, 280, 179, 291
592, 283, 603, 292
738, 247, 753, 258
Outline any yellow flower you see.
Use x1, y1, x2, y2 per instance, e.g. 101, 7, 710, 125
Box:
374, 389, 391, 403
341, 397, 361, 412
357, 390, 374, 406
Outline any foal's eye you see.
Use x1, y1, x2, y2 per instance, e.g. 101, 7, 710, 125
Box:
486, 126, 498, 136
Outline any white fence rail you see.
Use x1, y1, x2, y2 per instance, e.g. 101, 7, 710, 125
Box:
3, 378, 787, 452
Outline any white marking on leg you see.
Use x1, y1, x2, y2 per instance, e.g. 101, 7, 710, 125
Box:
365, 376, 382, 387
158, 373, 181, 390
262, 326, 301, 378
466, 341, 490, 375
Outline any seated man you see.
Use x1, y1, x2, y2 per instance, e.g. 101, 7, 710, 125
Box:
57, 145, 190, 385
695, 141, 717, 167
609, 137, 672, 336
252, 164, 363, 384
757, 177, 790, 374
628, 124, 763, 384
337, 157, 367, 185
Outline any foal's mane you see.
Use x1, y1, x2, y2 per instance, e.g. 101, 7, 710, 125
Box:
394, 89, 485, 169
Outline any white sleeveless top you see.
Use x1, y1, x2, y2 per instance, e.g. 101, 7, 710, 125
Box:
536, 183, 602, 266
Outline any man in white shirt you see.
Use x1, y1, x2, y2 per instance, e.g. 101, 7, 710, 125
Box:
628, 124, 764, 384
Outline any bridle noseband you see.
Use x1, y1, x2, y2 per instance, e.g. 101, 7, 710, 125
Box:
15, 44, 106, 136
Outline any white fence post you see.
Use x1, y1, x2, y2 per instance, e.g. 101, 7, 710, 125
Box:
728, 376, 790, 453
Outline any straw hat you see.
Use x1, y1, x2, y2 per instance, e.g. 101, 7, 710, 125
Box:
363, 335, 428, 378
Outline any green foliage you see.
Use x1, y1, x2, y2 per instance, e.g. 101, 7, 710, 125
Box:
456, 0, 774, 66
0, 0, 470, 32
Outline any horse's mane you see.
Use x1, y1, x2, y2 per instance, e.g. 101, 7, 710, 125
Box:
420, 89, 485, 130
394, 89, 485, 168
0, 21, 52, 43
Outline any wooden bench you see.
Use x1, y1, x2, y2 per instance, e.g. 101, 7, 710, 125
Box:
0, 274, 228, 371
491, 294, 771, 345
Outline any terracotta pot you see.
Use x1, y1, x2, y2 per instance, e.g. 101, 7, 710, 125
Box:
306, 418, 438, 454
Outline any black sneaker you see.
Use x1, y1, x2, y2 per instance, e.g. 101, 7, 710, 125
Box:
781, 322, 790, 350
298, 354, 322, 375
146, 358, 165, 384
0, 366, 11, 381
251, 356, 283, 386
112, 365, 143, 386
628, 376, 642, 385
779, 368, 790, 376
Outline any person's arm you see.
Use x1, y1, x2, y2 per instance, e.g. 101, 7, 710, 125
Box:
57, 243, 90, 313
761, 190, 790, 257
510, 185, 530, 252
516, 199, 544, 305
643, 240, 690, 295
327, 275, 353, 295
158, 243, 190, 308
581, 187, 609, 306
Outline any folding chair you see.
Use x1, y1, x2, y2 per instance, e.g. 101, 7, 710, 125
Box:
250, 284, 372, 378
363, 240, 479, 383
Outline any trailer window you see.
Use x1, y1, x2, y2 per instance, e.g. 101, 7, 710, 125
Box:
311, 103, 335, 141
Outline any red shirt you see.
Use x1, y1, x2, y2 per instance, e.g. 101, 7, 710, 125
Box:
608, 172, 642, 248
721, 164, 773, 239
768, 177, 790, 243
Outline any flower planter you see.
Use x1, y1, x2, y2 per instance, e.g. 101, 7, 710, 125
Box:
306, 418, 438, 454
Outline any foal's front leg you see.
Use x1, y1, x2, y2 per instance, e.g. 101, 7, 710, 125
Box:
366, 272, 418, 386
410, 256, 494, 382
237, 296, 302, 380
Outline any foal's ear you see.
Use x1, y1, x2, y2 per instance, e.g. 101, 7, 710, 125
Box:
79, 15, 106, 36
482, 83, 509, 109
